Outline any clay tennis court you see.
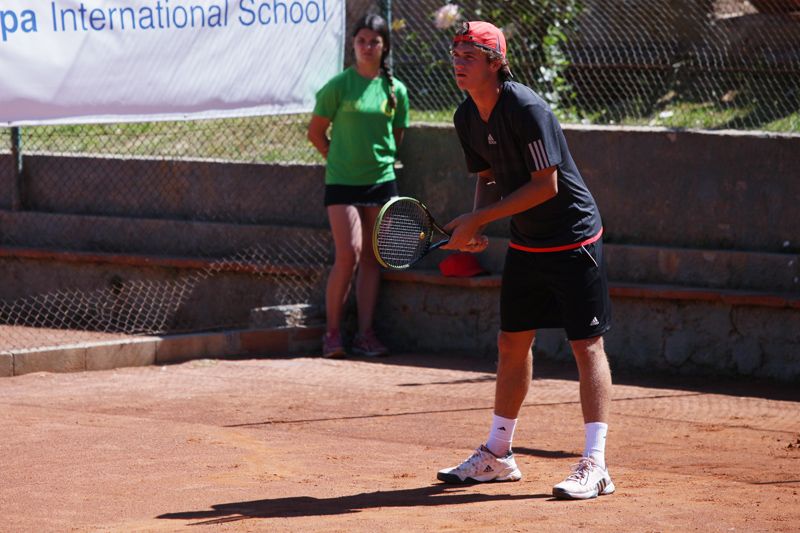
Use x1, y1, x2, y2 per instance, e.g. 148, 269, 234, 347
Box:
1, 353, 798, 532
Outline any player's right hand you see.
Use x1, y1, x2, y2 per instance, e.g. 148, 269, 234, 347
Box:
462, 235, 489, 253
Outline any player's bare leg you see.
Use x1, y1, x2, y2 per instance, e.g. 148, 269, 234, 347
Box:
494, 329, 535, 419
570, 336, 612, 424
437, 329, 533, 483
553, 335, 615, 499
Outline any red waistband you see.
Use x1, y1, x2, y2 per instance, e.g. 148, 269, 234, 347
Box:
508, 227, 603, 253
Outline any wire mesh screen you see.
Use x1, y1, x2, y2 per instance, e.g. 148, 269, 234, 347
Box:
19, 115, 322, 164
0, 119, 331, 351
394, 0, 800, 131
0, 0, 798, 353
0, 243, 326, 338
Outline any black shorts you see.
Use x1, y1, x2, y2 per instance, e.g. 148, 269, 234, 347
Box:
500, 239, 611, 340
324, 181, 398, 207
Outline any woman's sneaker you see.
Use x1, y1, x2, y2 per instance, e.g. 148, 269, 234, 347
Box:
552, 457, 615, 499
322, 330, 346, 359
351, 330, 389, 357
437, 445, 522, 483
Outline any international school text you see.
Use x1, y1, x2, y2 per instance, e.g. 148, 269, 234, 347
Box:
1, 0, 330, 41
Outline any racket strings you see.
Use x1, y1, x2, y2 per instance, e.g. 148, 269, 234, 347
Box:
376, 201, 432, 268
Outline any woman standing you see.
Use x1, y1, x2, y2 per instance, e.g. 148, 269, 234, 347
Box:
307, 14, 409, 358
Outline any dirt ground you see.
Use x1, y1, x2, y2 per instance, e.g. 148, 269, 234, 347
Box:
0, 353, 798, 532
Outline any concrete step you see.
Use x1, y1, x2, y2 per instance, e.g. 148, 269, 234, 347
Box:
397, 125, 800, 254
0, 324, 325, 378
5, 209, 796, 293
250, 303, 325, 329
604, 243, 800, 294
414, 239, 800, 294
381, 269, 800, 308
0, 245, 797, 381
18, 156, 329, 227
375, 269, 800, 383
0, 248, 327, 335
0, 210, 333, 260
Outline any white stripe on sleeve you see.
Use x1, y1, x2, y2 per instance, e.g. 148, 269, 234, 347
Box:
528, 141, 543, 170
528, 139, 550, 171
533, 139, 550, 170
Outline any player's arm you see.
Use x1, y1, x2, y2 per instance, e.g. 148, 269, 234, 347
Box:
307, 114, 332, 159
456, 169, 500, 252
443, 166, 557, 251
474, 168, 500, 211
474, 166, 557, 224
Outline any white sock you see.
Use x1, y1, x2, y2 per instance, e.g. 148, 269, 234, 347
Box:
485, 414, 517, 457
583, 422, 608, 468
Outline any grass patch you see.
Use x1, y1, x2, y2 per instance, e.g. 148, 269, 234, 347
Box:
3, 102, 797, 165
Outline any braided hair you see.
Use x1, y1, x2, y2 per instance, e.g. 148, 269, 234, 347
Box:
353, 14, 397, 110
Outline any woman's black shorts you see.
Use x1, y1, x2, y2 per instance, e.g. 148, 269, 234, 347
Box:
500, 239, 611, 340
324, 181, 399, 207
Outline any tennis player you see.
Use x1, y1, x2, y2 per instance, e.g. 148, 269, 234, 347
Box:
307, 14, 410, 358
436, 21, 615, 500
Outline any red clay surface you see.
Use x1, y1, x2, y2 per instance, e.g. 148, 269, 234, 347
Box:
1, 353, 798, 532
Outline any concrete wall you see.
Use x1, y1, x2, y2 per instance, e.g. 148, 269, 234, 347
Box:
7, 125, 798, 255
376, 278, 800, 382
0, 211, 332, 258
398, 124, 800, 254
387, 124, 800, 382
16, 158, 328, 227
1, 124, 798, 380
0, 255, 326, 333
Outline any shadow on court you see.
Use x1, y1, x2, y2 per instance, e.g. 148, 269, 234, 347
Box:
157, 484, 550, 526
357, 352, 800, 403
513, 447, 581, 459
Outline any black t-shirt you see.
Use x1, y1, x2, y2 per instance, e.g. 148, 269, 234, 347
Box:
453, 81, 602, 250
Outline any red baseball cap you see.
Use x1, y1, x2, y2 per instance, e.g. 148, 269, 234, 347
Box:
452, 21, 507, 59
439, 252, 488, 278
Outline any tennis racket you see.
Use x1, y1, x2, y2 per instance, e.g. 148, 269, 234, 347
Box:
372, 196, 451, 270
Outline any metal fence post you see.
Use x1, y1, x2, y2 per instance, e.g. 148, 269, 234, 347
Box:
10, 126, 22, 210
379, 0, 393, 70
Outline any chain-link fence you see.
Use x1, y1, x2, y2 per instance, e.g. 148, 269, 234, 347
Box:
393, 0, 800, 131
0, 118, 332, 349
0, 0, 798, 352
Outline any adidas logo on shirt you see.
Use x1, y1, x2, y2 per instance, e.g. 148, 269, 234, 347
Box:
488, 134, 497, 145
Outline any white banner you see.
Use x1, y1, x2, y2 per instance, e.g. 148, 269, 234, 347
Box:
0, 0, 344, 125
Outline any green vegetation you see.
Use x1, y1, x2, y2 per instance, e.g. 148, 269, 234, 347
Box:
8, 115, 322, 163
3, 99, 795, 167
413, 104, 800, 133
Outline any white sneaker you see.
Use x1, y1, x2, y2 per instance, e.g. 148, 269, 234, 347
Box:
552, 457, 615, 500
437, 445, 522, 484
